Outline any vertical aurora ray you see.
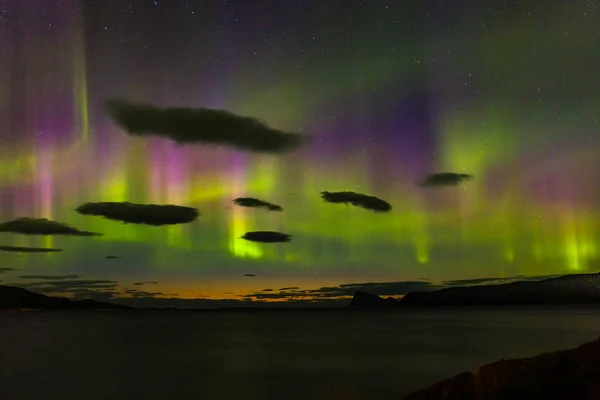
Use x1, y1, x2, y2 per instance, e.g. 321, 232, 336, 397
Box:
164, 145, 191, 249
72, 3, 89, 141
245, 157, 282, 261
228, 155, 263, 260
73, 51, 89, 142
412, 208, 430, 265
558, 205, 597, 271
89, 138, 140, 243
36, 144, 55, 250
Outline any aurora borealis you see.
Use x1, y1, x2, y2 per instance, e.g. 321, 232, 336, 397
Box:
0, 0, 599, 306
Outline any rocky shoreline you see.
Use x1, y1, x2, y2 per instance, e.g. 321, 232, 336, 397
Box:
402, 335, 600, 399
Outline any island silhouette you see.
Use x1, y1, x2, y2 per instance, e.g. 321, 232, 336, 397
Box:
348, 272, 600, 309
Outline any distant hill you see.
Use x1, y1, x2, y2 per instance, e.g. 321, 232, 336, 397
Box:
401, 273, 600, 306
348, 273, 600, 308
0, 285, 131, 310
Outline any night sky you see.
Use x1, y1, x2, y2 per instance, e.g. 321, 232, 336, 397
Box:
0, 0, 599, 307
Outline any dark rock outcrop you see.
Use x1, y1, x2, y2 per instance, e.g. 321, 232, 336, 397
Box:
348, 291, 400, 309
0, 285, 130, 310
402, 335, 600, 400
401, 273, 600, 306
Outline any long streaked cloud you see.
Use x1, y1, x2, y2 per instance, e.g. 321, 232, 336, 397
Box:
0, 218, 101, 236
105, 98, 307, 154
76, 202, 199, 226
12, 279, 119, 294
0, 245, 62, 253
17, 275, 80, 280
320, 191, 392, 212
233, 197, 283, 212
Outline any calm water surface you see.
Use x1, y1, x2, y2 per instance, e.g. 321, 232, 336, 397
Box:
1, 307, 599, 399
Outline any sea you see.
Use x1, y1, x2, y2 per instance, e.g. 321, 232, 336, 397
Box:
1, 306, 599, 400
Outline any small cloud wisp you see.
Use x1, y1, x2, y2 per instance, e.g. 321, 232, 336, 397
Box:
233, 197, 283, 212
0, 245, 63, 253
241, 231, 292, 243
320, 191, 392, 212
419, 172, 473, 187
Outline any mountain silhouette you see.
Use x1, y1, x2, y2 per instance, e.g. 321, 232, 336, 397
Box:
348, 291, 400, 309
0, 285, 130, 310
348, 273, 600, 308
400, 273, 600, 306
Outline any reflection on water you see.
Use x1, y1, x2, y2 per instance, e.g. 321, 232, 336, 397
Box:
1, 307, 599, 399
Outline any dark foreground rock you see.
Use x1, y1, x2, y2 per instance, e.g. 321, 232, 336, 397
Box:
402, 335, 600, 400
0, 285, 130, 310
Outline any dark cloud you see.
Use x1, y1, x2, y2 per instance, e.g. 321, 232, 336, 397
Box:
442, 274, 564, 287
442, 277, 515, 286
76, 201, 199, 226
42, 280, 118, 288
303, 275, 561, 298
0, 218, 101, 236
18, 275, 79, 280
262, 288, 273, 292
241, 231, 292, 243
105, 255, 123, 259
105, 98, 307, 154
243, 292, 312, 300
233, 197, 283, 212
0, 268, 16, 273
320, 191, 392, 212
419, 172, 473, 187
241, 281, 437, 301
132, 281, 159, 286
335, 281, 437, 296
0, 245, 63, 253
244, 274, 257, 277
67, 289, 121, 302
124, 288, 166, 298
12, 279, 119, 295
279, 287, 299, 290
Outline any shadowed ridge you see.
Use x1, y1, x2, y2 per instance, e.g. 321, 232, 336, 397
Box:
400, 272, 600, 306
0, 285, 131, 310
